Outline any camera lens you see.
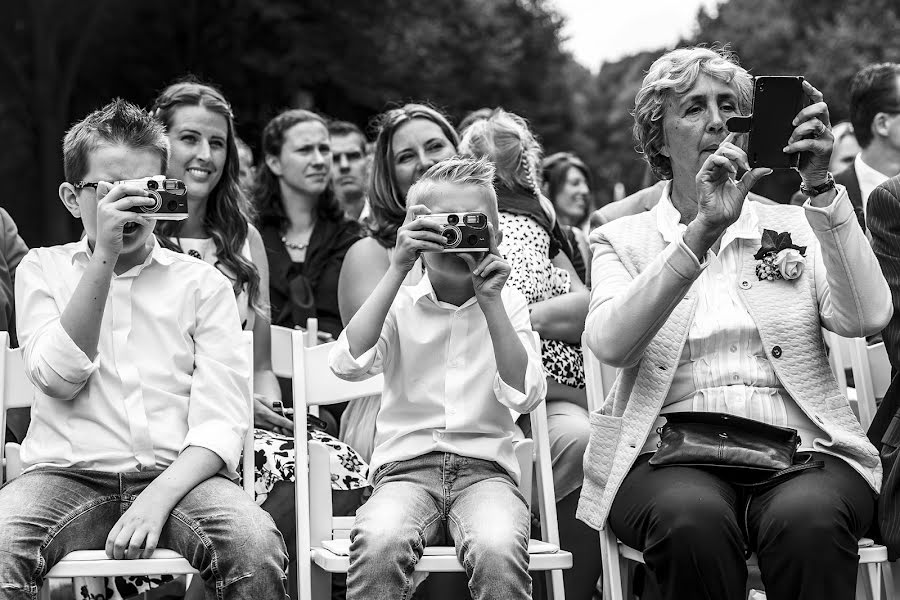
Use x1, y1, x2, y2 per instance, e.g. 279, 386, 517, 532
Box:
442, 226, 460, 248
447, 214, 459, 225
147, 179, 158, 190
141, 191, 163, 213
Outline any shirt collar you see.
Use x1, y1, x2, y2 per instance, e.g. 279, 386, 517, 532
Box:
855, 153, 891, 188
655, 181, 761, 250
409, 270, 478, 310
71, 234, 175, 269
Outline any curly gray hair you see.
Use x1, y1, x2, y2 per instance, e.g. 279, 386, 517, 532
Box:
633, 46, 753, 180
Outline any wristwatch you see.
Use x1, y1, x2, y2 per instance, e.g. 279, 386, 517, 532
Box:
800, 172, 836, 197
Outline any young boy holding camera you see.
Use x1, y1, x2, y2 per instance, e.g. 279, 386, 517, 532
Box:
0, 99, 288, 598
330, 157, 546, 600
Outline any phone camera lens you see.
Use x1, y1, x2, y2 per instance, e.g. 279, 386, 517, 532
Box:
447, 214, 459, 225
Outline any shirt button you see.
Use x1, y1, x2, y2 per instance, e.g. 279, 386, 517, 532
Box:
448, 407, 456, 415
730, 345, 737, 353
772, 345, 782, 358
732, 374, 740, 382
739, 280, 752, 290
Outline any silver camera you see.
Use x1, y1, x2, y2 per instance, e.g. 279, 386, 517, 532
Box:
416, 212, 490, 253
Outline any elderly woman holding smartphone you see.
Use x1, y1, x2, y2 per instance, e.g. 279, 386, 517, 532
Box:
578, 46, 892, 600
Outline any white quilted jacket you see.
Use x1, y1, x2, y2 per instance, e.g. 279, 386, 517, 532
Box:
577, 193, 891, 531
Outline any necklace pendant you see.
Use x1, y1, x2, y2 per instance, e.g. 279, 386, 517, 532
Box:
281, 236, 308, 251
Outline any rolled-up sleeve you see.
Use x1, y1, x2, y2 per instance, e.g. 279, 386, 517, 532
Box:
329, 311, 396, 381
804, 186, 893, 337
15, 251, 98, 400
181, 274, 250, 475
586, 228, 705, 368
493, 289, 546, 413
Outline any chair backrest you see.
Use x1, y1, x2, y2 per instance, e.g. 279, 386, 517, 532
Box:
823, 328, 852, 394
849, 338, 891, 431
1, 331, 256, 495
582, 332, 617, 412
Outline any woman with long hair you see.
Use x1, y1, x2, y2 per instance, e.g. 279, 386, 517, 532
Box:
460, 109, 601, 599
542, 151, 593, 284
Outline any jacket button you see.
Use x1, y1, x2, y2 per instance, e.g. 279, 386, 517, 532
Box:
739, 280, 752, 290
772, 345, 782, 358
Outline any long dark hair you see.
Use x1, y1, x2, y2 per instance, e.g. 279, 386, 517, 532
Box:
254, 109, 343, 230
150, 79, 262, 315
367, 104, 459, 247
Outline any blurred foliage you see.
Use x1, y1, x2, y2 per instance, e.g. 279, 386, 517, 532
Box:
1, 0, 898, 245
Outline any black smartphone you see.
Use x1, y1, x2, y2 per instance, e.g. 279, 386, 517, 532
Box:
727, 76, 806, 169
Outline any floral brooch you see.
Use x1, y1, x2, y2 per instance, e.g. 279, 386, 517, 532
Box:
754, 229, 807, 281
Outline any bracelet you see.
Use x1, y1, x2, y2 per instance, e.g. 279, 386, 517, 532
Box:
800, 172, 835, 197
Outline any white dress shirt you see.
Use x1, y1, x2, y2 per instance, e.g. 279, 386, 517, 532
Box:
329, 273, 546, 483
856, 153, 892, 215
15, 236, 251, 476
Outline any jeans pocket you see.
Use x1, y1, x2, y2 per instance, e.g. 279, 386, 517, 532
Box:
372, 460, 401, 484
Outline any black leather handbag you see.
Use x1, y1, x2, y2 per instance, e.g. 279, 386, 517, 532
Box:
650, 411, 823, 487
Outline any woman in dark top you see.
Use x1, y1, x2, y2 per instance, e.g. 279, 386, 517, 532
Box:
255, 109, 362, 341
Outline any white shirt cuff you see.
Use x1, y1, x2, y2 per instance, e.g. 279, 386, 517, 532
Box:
39, 321, 99, 385
182, 424, 244, 476
493, 352, 545, 413
329, 330, 379, 379
803, 185, 855, 230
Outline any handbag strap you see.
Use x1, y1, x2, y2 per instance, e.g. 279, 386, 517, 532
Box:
735, 459, 825, 490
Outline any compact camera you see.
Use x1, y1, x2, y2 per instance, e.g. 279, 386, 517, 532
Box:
117, 176, 189, 220
417, 212, 490, 253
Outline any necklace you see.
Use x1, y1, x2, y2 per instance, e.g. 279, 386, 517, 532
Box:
281, 236, 309, 251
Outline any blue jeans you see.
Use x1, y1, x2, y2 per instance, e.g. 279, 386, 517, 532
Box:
0, 468, 289, 599
347, 452, 532, 600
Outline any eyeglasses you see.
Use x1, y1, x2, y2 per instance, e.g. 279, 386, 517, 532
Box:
73, 181, 101, 190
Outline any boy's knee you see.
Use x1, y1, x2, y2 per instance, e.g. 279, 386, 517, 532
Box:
351, 519, 424, 559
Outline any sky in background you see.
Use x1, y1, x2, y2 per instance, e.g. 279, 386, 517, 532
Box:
552, 0, 724, 71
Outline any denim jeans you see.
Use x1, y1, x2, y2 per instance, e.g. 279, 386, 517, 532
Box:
347, 452, 532, 600
0, 468, 289, 600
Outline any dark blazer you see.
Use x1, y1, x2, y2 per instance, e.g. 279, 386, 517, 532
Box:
868, 175, 900, 372
790, 163, 866, 231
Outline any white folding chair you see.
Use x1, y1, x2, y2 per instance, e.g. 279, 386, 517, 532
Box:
823, 328, 854, 398
0, 331, 256, 598
849, 338, 892, 432
583, 333, 893, 600
288, 329, 573, 600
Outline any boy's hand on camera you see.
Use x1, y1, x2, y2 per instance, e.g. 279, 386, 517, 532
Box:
392, 205, 445, 273
94, 181, 155, 256
461, 224, 509, 304
106, 490, 170, 560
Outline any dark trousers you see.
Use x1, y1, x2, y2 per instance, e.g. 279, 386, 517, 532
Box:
608, 452, 875, 600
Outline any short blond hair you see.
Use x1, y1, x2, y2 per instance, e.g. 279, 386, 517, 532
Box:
634, 46, 753, 180
406, 156, 499, 227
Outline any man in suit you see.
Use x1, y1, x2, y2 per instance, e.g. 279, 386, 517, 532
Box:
869, 176, 900, 372
797, 63, 900, 231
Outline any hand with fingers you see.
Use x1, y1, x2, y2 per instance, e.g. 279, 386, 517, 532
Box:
94, 181, 156, 256
785, 80, 834, 188
391, 204, 446, 273
254, 393, 294, 434
105, 490, 171, 560
460, 223, 510, 305
695, 132, 773, 234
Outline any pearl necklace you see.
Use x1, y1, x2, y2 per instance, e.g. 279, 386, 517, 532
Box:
281, 236, 309, 251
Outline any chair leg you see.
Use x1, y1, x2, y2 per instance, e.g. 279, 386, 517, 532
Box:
547, 568, 565, 600
861, 563, 882, 600
884, 561, 897, 600
310, 565, 331, 600
599, 528, 626, 600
